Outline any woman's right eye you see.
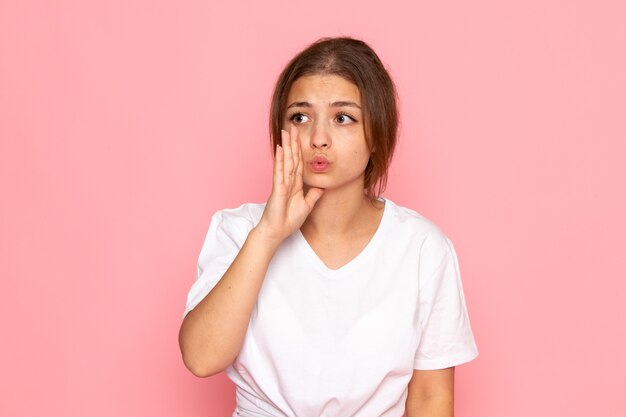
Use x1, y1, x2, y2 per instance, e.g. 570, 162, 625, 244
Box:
289, 113, 310, 124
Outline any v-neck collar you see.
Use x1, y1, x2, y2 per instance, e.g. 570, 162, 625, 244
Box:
294, 198, 390, 278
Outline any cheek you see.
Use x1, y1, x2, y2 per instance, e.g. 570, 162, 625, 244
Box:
359, 151, 372, 168
355, 137, 372, 158
280, 121, 309, 146
280, 117, 292, 131
292, 124, 313, 143
349, 146, 372, 172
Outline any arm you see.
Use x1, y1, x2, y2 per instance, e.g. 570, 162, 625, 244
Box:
178, 225, 281, 377
405, 367, 455, 417
178, 126, 323, 377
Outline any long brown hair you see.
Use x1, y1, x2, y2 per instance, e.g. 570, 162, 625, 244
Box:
270, 37, 399, 200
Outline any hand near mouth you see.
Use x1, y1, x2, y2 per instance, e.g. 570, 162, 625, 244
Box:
256, 125, 324, 243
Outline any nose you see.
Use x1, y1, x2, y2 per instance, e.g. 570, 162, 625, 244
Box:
310, 121, 331, 150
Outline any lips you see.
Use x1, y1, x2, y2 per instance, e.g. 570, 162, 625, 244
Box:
309, 155, 330, 172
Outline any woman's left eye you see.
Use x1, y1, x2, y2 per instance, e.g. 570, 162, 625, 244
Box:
336, 113, 356, 124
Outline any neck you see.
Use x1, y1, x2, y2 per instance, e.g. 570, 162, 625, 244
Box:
302, 184, 380, 237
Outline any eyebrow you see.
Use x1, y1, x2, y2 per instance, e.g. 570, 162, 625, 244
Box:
286, 101, 362, 109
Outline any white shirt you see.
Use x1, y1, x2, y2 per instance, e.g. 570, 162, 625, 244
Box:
183, 198, 478, 417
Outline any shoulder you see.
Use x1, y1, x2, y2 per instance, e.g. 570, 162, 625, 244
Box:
214, 202, 265, 224
384, 198, 453, 252
208, 202, 266, 244
383, 198, 457, 273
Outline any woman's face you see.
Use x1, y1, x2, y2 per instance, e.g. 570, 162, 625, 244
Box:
282, 74, 371, 193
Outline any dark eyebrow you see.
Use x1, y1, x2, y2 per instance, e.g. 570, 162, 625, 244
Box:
286, 101, 362, 109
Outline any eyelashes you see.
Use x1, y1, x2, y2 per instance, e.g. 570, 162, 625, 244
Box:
335, 112, 356, 124
289, 113, 310, 124
288, 112, 357, 125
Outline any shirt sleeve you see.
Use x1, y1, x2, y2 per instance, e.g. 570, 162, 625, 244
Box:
182, 210, 249, 318
413, 231, 479, 370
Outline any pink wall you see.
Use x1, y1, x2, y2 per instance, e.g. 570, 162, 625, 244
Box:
1, 1, 625, 416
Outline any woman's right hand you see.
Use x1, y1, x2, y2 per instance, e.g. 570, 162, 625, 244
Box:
256, 124, 324, 243
180, 125, 319, 377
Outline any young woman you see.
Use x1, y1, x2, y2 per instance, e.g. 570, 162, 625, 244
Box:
179, 37, 478, 417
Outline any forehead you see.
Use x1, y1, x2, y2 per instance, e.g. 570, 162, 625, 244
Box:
287, 74, 361, 103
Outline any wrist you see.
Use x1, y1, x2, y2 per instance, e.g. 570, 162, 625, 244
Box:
248, 224, 285, 250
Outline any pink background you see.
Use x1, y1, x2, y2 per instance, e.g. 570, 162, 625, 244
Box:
1, 1, 625, 416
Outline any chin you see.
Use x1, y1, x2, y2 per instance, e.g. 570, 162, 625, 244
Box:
303, 178, 330, 189
304, 176, 365, 193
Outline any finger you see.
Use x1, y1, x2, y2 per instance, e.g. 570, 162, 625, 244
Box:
273, 143, 284, 189
304, 187, 324, 208
291, 124, 300, 171
297, 124, 305, 175
283, 128, 294, 183
292, 125, 304, 189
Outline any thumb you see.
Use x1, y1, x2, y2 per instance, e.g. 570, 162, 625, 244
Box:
304, 187, 324, 208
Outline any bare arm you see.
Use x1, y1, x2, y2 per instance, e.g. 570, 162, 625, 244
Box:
178, 226, 281, 377
178, 126, 323, 377
405, 367, 455, 417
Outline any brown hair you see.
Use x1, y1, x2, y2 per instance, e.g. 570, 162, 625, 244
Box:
269, 37, 399, 200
